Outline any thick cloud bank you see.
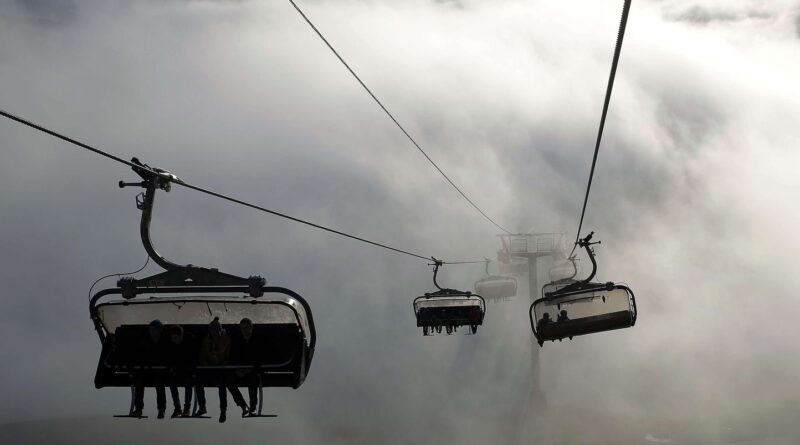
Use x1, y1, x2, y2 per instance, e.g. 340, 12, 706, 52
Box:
1, 0, 799, 443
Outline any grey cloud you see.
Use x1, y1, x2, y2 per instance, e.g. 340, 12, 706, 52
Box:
669, 4, 774, 25
796, 8, 800, 37
2, 0, 800, 442
674, 5, 738, 24
12, 0, 78, 26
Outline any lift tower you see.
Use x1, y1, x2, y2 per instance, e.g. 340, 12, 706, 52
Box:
497, 233, 567, 406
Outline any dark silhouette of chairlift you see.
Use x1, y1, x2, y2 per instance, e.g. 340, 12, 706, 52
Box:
90, 159, 316, 418
414, 260, 486, 336
474, 258, 517, 302
529, 232, 637, 346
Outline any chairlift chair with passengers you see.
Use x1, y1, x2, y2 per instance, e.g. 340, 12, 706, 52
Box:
474, 258, 517, 301
529, 232, 636, 346
414, 260, 486, 335
89, 159, 316, 418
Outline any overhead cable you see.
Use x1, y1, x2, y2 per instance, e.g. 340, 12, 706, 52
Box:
570, 0, 632, 255
286, 0, 512, 235
89, 256, 150, 300
0, 109, 481, 265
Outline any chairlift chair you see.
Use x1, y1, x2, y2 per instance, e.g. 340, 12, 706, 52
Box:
90, 159, 316, 418
497, 249, 527, 276
474, 259, 517, 301
530, 233, 636, 346
414, 260, 485, 335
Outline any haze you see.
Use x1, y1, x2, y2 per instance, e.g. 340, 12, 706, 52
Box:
1, 0, 799, 443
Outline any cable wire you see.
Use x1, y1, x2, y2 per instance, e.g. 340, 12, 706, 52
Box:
1, 108, 481, 265
570, 0, 631, 255
286, 0, 511, 235
177, 181, 432, 261
0, 110, 144, 171
88, 256, 149, 300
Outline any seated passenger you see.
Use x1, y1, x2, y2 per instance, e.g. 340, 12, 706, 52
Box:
195, 317, 248, 423
165, 325, 194, 418
132, 319, 167, 419
557, 310, 570, 322
537, 312, 552, 330
231, 318, 258, 416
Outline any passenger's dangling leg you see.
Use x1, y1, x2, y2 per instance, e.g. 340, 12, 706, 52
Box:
218, 377, 229, 423
182, 384, 192, 416
154, 374, 167, 419
247, 384, 258, 415
226, 373, 248, 417
133, 381, 145, 417
194, 385, 207, 416
169, 384, 181, 418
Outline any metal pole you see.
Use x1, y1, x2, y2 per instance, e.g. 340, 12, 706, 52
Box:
527, 256, 544, 407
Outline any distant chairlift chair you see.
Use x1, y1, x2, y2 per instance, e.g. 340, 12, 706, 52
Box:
414, 260, 485, 335
474, 259, 517, 302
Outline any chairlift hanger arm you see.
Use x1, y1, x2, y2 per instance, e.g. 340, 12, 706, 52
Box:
425, 258, 472, 296
430, 258, 445, 291
118, 158, 183, 271
567, 255, 578, 280
549, 232, 600, 296
117, 159, 265, 296
578, 232, 600, 285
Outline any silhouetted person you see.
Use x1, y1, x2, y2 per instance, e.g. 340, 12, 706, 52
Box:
231, 318, 259, 416
557, 310, 570, 322
165, 325, 194, 418
537, 312, 552, 330
132, 319, 167, 418
195, 317, 248, 423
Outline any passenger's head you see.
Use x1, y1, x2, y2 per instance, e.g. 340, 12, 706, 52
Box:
169, 325, 184, 344
239, 318, 253, 340
148, 319, 163, 342
560, 310, 568, 318
542, 313, 551, 321
208, 317, 222, 340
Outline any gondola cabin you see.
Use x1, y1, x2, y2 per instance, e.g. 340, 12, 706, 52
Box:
530, 282, 636, 345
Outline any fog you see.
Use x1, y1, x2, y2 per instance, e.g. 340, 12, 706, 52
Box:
1, 0, 799, 443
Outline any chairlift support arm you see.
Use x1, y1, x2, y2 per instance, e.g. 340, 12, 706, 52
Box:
425, 258, 471, 297
116, 158, 265, 298
118, 157, 183, 271
549, 232, 600, 296
430, 258, 445, 292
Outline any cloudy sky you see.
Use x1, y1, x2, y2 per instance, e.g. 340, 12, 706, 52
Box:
1, 0, 800, 443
